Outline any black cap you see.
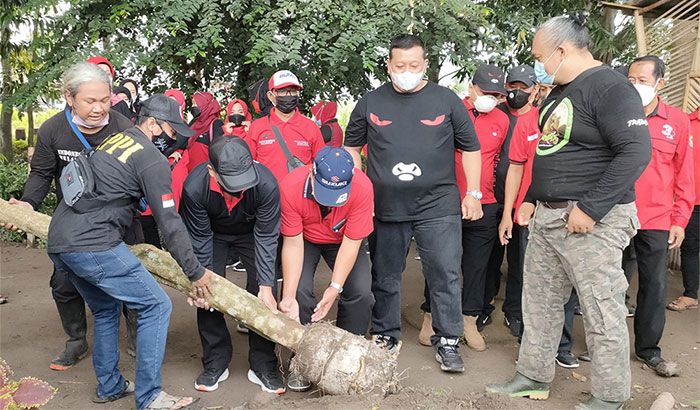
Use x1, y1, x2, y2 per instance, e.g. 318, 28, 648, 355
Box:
139, 94, 194, 137
506, 65, 537, 87
472, 64, 506, 95
209, 137, 259, 193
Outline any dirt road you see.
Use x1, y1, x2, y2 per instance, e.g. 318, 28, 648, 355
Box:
1, 242, 698, 409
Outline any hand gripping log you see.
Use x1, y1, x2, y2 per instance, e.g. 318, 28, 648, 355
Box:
0, 199, 399, 395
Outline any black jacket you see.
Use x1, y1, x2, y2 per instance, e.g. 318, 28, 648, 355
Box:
179, 162, 281, 286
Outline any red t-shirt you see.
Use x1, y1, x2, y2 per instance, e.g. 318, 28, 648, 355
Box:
246, 109, 325, 183
280, 165, 374, 244
688, 111, 699, 206
455, 100, 509, 204
635, 99, 694, 230
507, 108, 541, 221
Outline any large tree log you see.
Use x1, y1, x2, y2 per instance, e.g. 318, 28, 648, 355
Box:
0, 199, 399, 395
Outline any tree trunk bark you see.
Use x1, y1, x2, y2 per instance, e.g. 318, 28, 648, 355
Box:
0, 199, 400, 395
27, 106, 35, 147
0, 27, 13, 162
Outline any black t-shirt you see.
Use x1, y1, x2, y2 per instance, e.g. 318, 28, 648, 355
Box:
344, 82, 480, 222
47, 126, 204, 280
179, 162, 281, 286
495, 103, 518, 204
526, 66, 652, 221
21, 108, 132, 210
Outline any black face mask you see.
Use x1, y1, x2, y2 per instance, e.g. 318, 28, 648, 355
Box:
228, 114, 245, 126
275, 95, 300, 114
506, 89, 531, 109
191, 106, 201, 119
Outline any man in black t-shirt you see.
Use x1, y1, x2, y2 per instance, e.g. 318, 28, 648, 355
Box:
344, 34, 482, 373
486, 16, 651, 409
1, 63, 135, 372
179, 137, 285, 394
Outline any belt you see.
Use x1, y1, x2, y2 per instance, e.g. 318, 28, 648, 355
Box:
541, 201, 570, 209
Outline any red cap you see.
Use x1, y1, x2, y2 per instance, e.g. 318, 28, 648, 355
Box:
86, 56, 115, 78
268, 70, 303, 91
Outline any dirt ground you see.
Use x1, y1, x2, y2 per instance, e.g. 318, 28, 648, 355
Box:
1, 241, 698, 410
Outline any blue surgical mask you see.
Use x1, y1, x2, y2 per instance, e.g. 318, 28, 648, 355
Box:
534, 48, 563, 86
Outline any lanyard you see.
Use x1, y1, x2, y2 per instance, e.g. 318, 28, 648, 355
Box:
65, 109, 94, 151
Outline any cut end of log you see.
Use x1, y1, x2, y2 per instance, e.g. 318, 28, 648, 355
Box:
291, 322, 401, 396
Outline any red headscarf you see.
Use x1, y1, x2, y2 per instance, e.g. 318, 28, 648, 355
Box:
190, 92, 221, 137
310, 100, 338, 124
164, 88, 186, 119
224, 99, 252, 138
86, 56, 115, 78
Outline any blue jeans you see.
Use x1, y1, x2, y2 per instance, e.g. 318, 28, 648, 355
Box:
50, 243, 172, 409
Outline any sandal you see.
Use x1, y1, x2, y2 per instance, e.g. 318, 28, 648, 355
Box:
92, 380, 134, 403
145, 391, 199, 410
666, 296, 699, 311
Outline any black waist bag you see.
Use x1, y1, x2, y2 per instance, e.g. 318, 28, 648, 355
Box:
60, 151, 96, 208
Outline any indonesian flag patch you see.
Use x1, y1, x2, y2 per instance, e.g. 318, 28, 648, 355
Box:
161, 193, 175, 208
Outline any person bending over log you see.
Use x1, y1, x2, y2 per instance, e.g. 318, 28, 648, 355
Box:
279, 147, 375, 392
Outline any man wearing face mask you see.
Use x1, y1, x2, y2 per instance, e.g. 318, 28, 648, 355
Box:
487, 15, 651, 409
344, 34, 481, 373
418, 64, 508, 352
623, 55, 693, 377
47, 94, 208, 409
246, 70, 325, 183
1, 63, 133, 372
179, 137, 285, 394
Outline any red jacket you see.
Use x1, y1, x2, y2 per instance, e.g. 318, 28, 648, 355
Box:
689, 110, 699, 206
635, 99, 694, 230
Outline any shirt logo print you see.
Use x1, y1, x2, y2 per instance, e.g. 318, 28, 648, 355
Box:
420, 114, 446, 126
661, 124, 675, 140
392, 162, 422, 181
370, 113, 392, 127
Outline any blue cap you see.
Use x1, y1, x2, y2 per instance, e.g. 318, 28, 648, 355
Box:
312, 147, 354, 207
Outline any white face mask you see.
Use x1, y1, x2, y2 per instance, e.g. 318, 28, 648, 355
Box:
474, 94, 498, 113
391, 70, 425, 92
633, 79, 659, 106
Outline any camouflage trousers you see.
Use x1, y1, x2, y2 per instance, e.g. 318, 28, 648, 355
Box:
516, 201, 639, 402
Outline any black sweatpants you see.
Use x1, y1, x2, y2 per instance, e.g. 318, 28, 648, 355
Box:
296, 240, 373, 335
197, 234, 277, 372
681, 205, 699, 299
626, 229, 669, 360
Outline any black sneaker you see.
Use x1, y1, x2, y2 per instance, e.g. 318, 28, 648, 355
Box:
503, 315, 522, 337
476, 314, 492, 332
435, 338, 464, 373
578, 351, 591, 362
372, 334, 402, 354
555, 351, 580, 368
637, 355, 680, 377
194, 368, 229, 392
286, 370, 311, 392
247, 369, 286, 394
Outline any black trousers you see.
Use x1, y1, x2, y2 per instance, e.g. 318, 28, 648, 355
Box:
197, 234, 277, 372
422, 203, 500, 316
626, 230, 669, 360
681, 205, 700, 299
138, 215, 161, 249
371, 215, 463, 344
558, 290, 579, 354
296, 240, 373, 335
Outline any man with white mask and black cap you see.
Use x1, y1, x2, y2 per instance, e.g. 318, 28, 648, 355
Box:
344, 34, 482, 373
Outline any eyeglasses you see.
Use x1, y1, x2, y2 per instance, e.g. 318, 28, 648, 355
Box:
274, 89, 300, 97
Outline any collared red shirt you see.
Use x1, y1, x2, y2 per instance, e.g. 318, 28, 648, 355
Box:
688, 111, 699, 205
507, 107, 540, 221
246, 108, 325, 183
280, 165, 374, 244
455, 100, 510, 204
635, 98, 694, 230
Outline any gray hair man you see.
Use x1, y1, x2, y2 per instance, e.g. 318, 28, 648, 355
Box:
1, 63, 133, 371
486, 14, 652, 410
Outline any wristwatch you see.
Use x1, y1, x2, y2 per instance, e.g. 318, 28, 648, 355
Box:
466, 190, 483, 200
329, 281, 344, 294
